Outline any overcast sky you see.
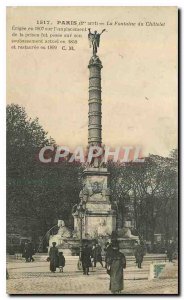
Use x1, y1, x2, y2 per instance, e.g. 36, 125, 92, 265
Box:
7, 6, 178, 157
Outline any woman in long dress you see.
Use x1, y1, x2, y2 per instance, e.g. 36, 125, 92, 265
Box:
49, 242, 59, 272
108, 241, 126, 294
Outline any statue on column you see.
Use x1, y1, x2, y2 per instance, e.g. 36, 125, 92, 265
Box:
88, 28, 106, 56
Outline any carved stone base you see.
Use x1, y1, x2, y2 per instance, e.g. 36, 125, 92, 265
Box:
73, 167, 116, 239
118, 237, 139, 256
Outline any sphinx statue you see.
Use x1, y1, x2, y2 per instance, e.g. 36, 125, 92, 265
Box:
117, 221, 139, 240
49, 219, 72, 249
57, 220, 72, 238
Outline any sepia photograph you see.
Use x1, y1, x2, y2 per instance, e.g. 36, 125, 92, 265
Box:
6, 6, 178, 295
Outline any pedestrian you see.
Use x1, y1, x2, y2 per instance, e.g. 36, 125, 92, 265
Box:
28, 241, 35, 262
49, 242, 59, 273
92, 243, 103, 267
58, 251, 65, 272
167, 240, 175, 262
107, 240, 126, 294
104, 242, 113, 268
81, 244, 92, 275
23, 242, 30, 262
6, 268, 9, 280
134, 241, 144, 268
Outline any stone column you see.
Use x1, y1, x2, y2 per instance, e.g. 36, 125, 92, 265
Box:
88, 56, 103, 146
73, 53, 117, 239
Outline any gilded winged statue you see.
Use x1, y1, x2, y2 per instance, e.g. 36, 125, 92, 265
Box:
88, 28, 106, 56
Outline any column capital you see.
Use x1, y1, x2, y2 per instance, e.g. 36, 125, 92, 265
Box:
88, 55, 103, 69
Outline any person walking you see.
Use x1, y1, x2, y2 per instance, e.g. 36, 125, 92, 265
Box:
107, 241, 126, 294
58, 251, 65, 272
28, 241, 35, 262
81, 245, 92, 275
6, 268, 9, 280
49, 242, 59, 273
134, 241, 144, 268
92, 243, 103, 267
104, 242, 113, 268
167, 240, 175, 262
23, 242, 30, 262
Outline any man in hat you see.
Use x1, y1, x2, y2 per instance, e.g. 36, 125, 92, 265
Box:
92, 243, 103, 267
49, 242, 59, 272
23, 241, 30, 262
28, 241, 35, 262
107, 241, 126, 294
81, 244, 92, 275
134, 241, 144, 268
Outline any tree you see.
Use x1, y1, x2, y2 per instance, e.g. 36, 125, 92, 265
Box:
7, 104, 54, 226
7, 104, 82, 243
108, 151, 178, 248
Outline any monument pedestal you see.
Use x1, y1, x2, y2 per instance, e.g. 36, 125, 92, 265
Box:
48, 236, 81, 256
118, 237, 138, 256
73, 167, 116, 239
116, 220, 139, 255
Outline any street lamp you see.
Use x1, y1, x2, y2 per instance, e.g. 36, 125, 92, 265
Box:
77, 201, 86, 269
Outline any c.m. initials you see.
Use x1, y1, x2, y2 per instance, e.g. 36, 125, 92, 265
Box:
62, 46, 75, 51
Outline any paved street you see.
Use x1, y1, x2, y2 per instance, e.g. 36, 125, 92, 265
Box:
6, 256, 178, 295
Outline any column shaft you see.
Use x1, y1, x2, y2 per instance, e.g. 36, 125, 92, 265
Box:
88, 57, 103, 146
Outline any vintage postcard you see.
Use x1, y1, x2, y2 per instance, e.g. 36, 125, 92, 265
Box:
6, 6, 178, 294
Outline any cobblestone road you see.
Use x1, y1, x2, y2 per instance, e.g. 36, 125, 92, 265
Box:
6, 258, 178, 295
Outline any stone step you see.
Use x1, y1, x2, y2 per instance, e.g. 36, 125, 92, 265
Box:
7, 253, 167, 263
